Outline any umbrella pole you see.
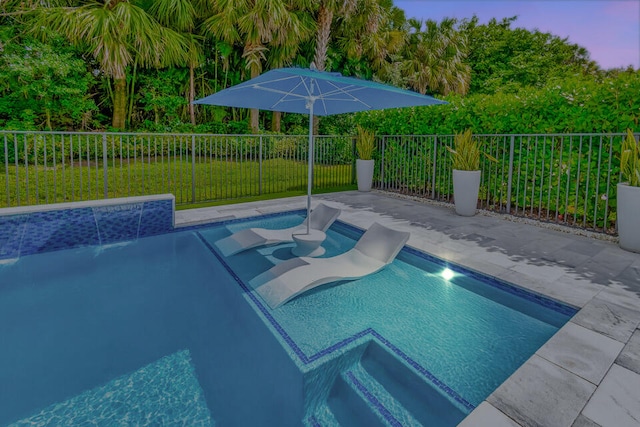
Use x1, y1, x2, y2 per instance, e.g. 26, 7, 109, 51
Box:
306, 104, 314, 235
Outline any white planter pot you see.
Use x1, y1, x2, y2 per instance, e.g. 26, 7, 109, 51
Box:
617, 182, 640, 253
452, 169, 481, 216
356, 159, 375, 192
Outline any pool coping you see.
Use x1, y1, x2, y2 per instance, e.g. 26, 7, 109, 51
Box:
0, 194, 175, 216
175, 192, 640, 427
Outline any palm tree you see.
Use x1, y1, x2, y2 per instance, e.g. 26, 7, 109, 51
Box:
29, 0, 190, 129
372, 3, 410, 87
147, 0, 203, 125
309, 0, 394, 133
402, 18, 471, 96
311, 0, 355, 72
202, 0, 312, 133
266, 9, 315, 132
332, 0, 404, 76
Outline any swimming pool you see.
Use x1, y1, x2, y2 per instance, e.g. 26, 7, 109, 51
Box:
0, 210, 576, 426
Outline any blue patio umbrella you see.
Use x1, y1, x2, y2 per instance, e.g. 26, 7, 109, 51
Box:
194, 67, 447, 233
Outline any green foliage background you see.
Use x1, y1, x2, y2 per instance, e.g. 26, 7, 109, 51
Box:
348, 71, 640, 135
1, 3, 637, 135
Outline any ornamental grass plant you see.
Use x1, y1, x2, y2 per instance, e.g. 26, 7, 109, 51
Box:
447, 129, 497, 170
621, 128, 640, 187
356, 125, 375, 160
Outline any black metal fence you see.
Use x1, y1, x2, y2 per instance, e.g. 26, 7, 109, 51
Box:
2, 131, 634, 234
376, 133, 630, 234
0, 131, 355, 207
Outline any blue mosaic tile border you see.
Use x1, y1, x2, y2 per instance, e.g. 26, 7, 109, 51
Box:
0, 214, 28, 259
94, 203, 143, 244
0, 198, 174, 259
20, 207, 100, 254
139, 200, 175, 237
345, 371, 402, 427
195, 231, 476, 414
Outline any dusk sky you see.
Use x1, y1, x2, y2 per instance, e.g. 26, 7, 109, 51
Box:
395, 0, 640, 70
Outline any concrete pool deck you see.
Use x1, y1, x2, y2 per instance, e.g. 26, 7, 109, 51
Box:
175, 191, 640, 427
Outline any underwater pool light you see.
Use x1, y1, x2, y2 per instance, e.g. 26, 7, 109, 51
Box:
441, 268, 455, 281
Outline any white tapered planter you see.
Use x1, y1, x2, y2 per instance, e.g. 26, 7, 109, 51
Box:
617, 182, 640, 253
452, 169, 481, 216
357, 159, 375, 192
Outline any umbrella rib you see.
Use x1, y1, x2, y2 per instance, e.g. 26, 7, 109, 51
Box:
252, 85, 308, 100
318, 82, 372, 111
226, 73, 375, 113
227, 74, 301, 90
250, 77, 315, 110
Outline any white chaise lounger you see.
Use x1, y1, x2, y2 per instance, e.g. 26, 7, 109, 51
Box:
214, 203, 341, 257
249, 222, 410, 309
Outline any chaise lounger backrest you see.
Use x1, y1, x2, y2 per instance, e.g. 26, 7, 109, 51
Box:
303, 203, 342, 232
354, 222, 411, 265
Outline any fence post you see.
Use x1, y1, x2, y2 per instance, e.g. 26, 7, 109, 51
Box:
380, 137, 385, 190
102, 133, 108, 199
259, 135, 263, 195
506, 135, 515, 214
431, 136, 438, 199
191, 135, 196, 203
4, 133, 9, 206
351, 137, 357, 185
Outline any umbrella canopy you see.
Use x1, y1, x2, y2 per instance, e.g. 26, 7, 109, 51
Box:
194, 67, 447, 232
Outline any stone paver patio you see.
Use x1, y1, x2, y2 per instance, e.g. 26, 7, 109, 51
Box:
176, 190, 640, 427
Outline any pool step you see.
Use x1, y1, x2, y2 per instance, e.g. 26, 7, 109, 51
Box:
338, 364, 422, 426
360, 341, 468, 426
305, 340, 471, 426
305, 403, 341, 427
325, 367, 388, 427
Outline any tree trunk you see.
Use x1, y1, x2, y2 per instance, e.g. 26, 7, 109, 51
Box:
189, 63, 196, 126
313, 4, 333, 72
249, 66, 260, 133
112, 77, 127, 130
250, 109, 259, 134
271, 111, 281, 132
45, 107, 52, 131
311, 5, 333, 136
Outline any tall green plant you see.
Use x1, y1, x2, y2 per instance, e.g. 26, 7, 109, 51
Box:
446, 129, 497, 170
356, 125, 375, 160
621, 129, 640, 187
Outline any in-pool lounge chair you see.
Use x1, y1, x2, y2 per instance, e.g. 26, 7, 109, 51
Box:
249, 222, 410, 309
215, 203, 341, 256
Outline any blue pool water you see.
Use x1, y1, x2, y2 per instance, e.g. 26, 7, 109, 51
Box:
0, 212, 576, 426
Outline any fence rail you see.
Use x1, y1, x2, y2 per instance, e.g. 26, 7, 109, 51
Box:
1, 131, 633, 235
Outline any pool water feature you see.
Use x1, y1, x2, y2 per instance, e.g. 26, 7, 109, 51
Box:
0, 211, 576, 426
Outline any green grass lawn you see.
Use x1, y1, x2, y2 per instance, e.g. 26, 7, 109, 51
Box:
0, 158, 355, 208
